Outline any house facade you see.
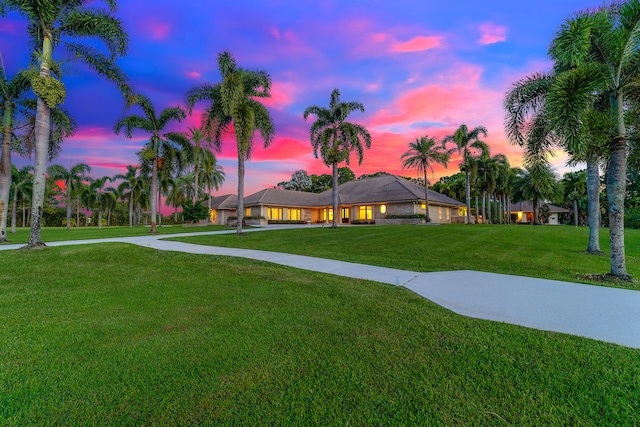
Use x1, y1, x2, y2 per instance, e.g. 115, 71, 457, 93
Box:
214, 175, 465, 225
510, 201, 570, 225
207, 194, 237, 225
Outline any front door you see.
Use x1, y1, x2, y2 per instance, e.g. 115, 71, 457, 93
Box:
341, 207, 350, 224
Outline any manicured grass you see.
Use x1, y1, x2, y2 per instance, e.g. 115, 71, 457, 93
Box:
0, 224, 228, 245
171, 224, 640, 289
1, 244, 638, 425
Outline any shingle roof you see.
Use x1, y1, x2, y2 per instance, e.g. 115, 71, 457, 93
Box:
317, 175, 465, 206
207, 194, 237, 209
236, 175, 464, 208
510, 201, 570, 213
242, 188, 324, 207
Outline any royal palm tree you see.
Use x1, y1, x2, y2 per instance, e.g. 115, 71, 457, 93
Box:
47, 162, 90, 230
113, 165, 139, 227
185, 51, 275, 234
87, 176, 111, 229
1, 0, 129, 247
443, 124, 488, 224
401, 135, 449, 222
546, 3, 640, 278
561, 170, 587, 227
114, 94, 190, 233
185, 126, 208, 203
303, 88, 371, 228
9, 164, 32, 233
199, 150, 225, 212
0, 69, 31, 241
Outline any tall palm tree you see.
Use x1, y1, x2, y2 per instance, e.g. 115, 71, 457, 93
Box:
199, 150, 225, 212
47, 162, 91, 230
114, 94, 190, 233
513, 164, 557, 225
303, 88, 372, 228
443, 124, 488, 224
185, 51, 275, 234
401, 135, 449, 222
113, 165, 139, 227
561, 170, 587, 227
0, 69, 31, 241
87, 176, 111, 229
546, 3, 640, 278
186, 126, 208, 203
10, 164, 32, 233
1, 0, 129, 247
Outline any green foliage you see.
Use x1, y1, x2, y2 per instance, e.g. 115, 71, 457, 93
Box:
626, 206, 640, 229
385, 214, 427, 219
268, 220, 306, 224
351, 219, 375, 224
181, 200, 208, 223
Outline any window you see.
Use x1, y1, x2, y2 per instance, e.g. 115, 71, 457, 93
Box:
289, 209, 301, 221
380, 205, 387, 214
268, 207, 283, 220
210, 209, 217, 223
322, 208, 333, 221
421, 202, 426, 210
358, 205, 373, 220
245, 207, 251, 217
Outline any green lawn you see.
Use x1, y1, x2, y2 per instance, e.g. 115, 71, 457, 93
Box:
1, 244, 638, 425
0, 224, 228, 245
170, 224, 640, 289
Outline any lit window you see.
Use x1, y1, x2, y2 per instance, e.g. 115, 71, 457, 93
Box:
380, 205, 387, 214
421, 202, 426, 209
322, 209, 333, 221
268, 207, 283, 220
210, 209, 217, 222
358, 205, 373, 220
289, 209, 301, 220
245, 207, 251, 216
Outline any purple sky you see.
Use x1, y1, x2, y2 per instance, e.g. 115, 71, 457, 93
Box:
2, 0, 593, 200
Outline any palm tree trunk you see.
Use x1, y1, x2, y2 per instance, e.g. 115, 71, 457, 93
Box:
194, 143, 200, 204
11, 195, 17, 233
474, 195, 479, 224
21, 197, 25, 230
481, 191, 486, 224
157, 188, 162, 227
573, 198, 578, 227
332, 162, 339, 228
586, 159, 601, 253
237, 150, 245, 234
0, 104, 13, 242
608, 95, 628, 277
533, 199, 539, 225
76, 195, 80, 227
506, 195, 511, 224
424, 168, 430, 223
487, 193, 492, 224
66, 178, 72, 231
150, 158, 158, 233
27, 36, 54, 248
465, 170, 471, 224
129, 190, 134, 227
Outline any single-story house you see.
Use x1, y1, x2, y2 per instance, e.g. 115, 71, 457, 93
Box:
219, 174, 465, 225
207, 194, 237, 225
510, 201, 570, 225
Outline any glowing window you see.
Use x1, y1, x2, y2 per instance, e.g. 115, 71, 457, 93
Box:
268, 207, 283, 220
289, 209, 301, 221
358, 206, 373, 220
210, 209, 217, 222
245, 207, 251, 216
421, 202, 426, 209
380, 205, 387, 214
322, 209, 334, 221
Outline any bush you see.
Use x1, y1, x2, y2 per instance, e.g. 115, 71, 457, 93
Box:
268, 220, 305, 224
384, 214, 426, 219
351, 219, 375, 225
625, 206, 640, 229
182, 200, 209, 223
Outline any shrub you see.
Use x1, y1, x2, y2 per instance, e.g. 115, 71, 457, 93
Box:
268, 220, 305, 224
384, 214, 426, 219
182, 200, 209, 223
351, 219, 375, 225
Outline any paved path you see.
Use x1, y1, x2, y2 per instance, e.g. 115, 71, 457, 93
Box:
2, 228, 639, 349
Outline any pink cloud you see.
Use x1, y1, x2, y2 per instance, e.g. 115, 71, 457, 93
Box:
186, 71, 201, 79
258, 81, 296, 110
392, 35, 442, 52
479, 23, 507, 45
139, 20, 172, 41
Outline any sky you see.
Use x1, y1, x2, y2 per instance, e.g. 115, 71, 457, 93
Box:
1, 0, 596, 202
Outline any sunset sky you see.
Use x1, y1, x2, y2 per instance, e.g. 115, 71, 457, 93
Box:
2, 0, 593, 199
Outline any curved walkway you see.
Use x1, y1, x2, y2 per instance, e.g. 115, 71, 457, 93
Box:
2, 227, 639, 349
